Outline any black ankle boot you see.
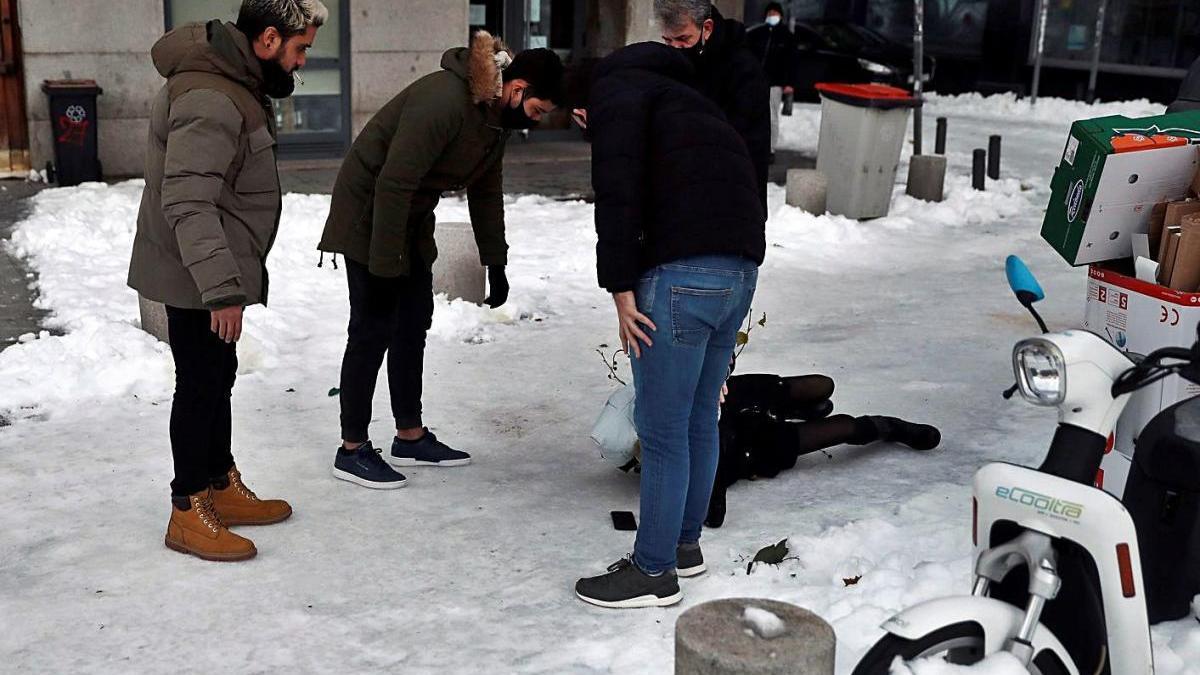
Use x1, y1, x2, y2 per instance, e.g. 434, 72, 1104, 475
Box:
863, 416, 942, 451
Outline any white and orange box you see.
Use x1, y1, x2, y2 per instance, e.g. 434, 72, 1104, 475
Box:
1084, 265, 1200, 497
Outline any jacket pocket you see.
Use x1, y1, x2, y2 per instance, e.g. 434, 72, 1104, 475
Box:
234, 127, 278, 194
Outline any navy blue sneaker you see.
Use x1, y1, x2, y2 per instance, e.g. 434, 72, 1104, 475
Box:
332, 442, 408, 489
388, 430, 472, 467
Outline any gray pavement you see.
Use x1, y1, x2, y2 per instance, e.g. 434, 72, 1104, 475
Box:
0, 181, 49, 349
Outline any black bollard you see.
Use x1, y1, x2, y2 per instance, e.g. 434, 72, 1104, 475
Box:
935, 117, 948, 155
973, 149, 987, 190
988, 135, 1002, 180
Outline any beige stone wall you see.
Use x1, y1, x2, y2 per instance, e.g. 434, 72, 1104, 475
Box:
14, 1, 476, 174
624, 0, 658, 45
348, 0, 469, 135
18, 0, 163, 177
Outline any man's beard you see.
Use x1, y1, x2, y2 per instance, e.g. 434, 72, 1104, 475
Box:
259, 57, 296, 99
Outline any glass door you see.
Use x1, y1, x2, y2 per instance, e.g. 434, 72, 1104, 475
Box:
164, 0, 351, 158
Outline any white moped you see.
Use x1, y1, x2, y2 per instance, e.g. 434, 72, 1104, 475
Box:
853, 256, 1200, 674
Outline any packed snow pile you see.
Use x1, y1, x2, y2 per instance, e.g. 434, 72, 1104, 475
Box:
779, 92, 1165, 157
924, 92, 1163, 124
742, 606, 787, 639
2, 96, 1199, 673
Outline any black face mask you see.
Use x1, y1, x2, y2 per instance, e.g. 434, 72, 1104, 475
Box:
500, 91, 538, 130
682, 34, 706, 66
259, 57, 296, 99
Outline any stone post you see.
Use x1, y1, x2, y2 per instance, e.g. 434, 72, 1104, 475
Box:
675, 598, 835, 674
906, 155, 948, 203
433, 222, 486, 305
785, 169, 828, 215
138, 295, 169, 344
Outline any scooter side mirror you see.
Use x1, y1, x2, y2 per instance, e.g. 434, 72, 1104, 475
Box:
1006, 255, 1046, 307
1005, 255, 1049, 334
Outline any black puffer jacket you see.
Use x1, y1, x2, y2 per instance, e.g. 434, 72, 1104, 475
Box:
696, 6, 771, 212
746, 23, 798, 89
589, 42, 765, 293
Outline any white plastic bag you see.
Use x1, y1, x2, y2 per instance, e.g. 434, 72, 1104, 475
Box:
590, 384, 640, 468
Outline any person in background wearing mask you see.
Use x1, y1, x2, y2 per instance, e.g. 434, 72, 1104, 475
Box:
317, 35, 564, 489
654, 0, 770, 213
128, 0, 327, 562
746, 2, 798, 160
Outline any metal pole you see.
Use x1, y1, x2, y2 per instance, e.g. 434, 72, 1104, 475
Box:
935, 116, 948, 155
973, 149, 987, 190
913, 0, 925, 155
1086, 0, 1109, 103
1031, 0, 1049, 105
988, 135, 1002, 180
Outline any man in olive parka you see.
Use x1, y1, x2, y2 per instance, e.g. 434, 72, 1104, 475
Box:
129, 0, 327, 562
319, 32, 564, 489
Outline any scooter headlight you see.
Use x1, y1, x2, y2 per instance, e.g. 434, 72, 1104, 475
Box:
1013, 339, 1066, 406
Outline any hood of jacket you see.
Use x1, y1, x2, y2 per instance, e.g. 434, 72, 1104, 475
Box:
704, 5, 749, 59
592, 41, 697, 87
151, 20, 263, 90
441, 30, 513, 105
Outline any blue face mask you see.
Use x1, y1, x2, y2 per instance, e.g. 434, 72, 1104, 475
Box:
765, 15, 781, 27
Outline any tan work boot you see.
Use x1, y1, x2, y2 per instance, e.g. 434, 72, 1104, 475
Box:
164, 489, 257, 562
210, 465, 293, 526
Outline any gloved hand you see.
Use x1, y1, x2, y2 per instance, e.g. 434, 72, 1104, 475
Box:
484, 265, 509, 308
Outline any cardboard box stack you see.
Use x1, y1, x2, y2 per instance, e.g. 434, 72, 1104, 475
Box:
1042, 111, 1200, 497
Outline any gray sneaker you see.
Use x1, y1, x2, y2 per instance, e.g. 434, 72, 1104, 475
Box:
575, 556, 682, 609
677, 543, 706, 578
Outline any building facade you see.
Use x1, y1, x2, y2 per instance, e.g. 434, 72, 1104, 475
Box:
0, 0, 745, 178
745, 0, 1198, 102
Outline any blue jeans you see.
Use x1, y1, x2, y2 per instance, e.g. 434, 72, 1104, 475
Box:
630, 255, 758, 573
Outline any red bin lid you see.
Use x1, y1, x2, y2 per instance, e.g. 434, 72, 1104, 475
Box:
814, 83, 920, 109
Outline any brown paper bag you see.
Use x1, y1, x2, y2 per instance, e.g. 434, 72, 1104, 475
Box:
1160, 226, 1183, 285
1165, 200, 1200, 228
1149, 202, 1169, 256
1171, 215, 1200, 291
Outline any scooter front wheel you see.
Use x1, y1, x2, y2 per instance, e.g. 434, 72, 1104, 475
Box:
852, 621, 1071, 675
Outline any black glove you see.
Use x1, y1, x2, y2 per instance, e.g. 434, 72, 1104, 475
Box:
484, 265, 509, 308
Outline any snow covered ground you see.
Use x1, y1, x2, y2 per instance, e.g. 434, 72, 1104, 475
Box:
2, 94, 1199, 673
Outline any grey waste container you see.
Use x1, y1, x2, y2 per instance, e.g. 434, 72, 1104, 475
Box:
814, 82, 919, 220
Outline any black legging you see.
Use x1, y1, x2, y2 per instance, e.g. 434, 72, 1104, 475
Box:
705, 374, 940, 527
338, 257, 435, 443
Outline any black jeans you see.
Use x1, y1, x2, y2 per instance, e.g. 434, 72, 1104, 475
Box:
339, 257, 435, 443
166, 306, 237, 497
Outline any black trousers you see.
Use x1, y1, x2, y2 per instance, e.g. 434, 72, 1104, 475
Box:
166, 306, 237, 497
339, 257, 435, 443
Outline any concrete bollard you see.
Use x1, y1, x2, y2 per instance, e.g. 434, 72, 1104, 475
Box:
138, 294, 170, 344
675, 598, 835, 675
432, 221, 486, 304
785, 169, 827, 215
906, 155, 948, 203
